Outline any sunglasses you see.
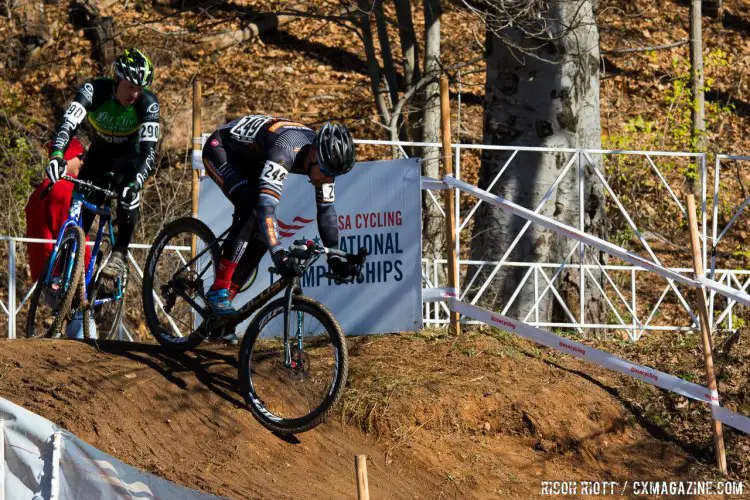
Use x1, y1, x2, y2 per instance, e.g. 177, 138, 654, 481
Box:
314, 159, 338, 178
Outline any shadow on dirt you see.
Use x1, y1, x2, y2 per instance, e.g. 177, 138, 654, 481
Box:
526, 350, 710, 463
91, 340, 244, 407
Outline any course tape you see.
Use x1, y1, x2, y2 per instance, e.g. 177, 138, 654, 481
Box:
450, 299, 750, 435
422, 288, 457, 302
442, 175, 750, 307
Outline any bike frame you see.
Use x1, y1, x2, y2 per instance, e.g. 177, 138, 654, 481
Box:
164, 228, 359, 364
168, 233, 301, 355
170, 235, 294, 326
42, 183, 124, 308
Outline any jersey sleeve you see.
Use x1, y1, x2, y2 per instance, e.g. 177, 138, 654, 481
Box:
315, 181, 339, 249
256, 148, 292, 254
51, 81, 95, 157
132, 91, 161, 187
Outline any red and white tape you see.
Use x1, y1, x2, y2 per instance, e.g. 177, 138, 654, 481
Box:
422, 288, 457, 302
450, 299, 750, 435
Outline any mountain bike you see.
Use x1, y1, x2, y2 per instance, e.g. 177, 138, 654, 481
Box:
26, 176, 128, 340
142, 216, 365, 433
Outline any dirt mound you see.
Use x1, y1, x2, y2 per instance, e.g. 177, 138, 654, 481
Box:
343, 331, 715, 497
0, 332, 725, 498
0, 339, 435, 499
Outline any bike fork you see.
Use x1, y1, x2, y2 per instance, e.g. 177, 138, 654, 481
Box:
283, 281, 304, 367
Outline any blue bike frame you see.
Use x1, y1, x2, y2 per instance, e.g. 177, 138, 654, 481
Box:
42, 190, 124, 308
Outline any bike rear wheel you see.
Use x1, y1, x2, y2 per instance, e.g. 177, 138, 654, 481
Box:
238, 295, 348, 434
142, 217, 221, 350
26, 226, 86, 338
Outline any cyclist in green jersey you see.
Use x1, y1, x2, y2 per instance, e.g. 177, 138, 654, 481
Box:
45, 48, 161, 277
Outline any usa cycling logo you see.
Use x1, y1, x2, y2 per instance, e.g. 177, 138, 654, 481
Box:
277, 216, 313, 238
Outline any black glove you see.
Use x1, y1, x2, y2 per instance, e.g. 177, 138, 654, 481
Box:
46, 156, 66, 184
327, 254, 352, 280
119, 182, 141, 211
272, 250, 303, 277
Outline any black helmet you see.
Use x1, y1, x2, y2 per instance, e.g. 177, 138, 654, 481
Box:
313, 122, 355, 177
114, 48, 154, 87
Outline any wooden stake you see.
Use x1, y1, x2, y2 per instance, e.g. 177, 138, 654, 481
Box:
191, 79, 202, 258
440, 75, 461, 335
355, 455, 370, 500
686, 194, 727, 476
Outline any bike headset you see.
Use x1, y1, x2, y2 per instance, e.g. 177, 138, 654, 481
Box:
312, 122, 356, 177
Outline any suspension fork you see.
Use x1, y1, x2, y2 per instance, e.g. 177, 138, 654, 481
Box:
283, 279, 304, 367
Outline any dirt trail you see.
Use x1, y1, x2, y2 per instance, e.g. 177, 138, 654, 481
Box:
0, 339, 438, 499
0, 336, 718, 498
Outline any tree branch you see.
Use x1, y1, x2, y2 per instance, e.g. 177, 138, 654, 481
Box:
601, 40, 688, 55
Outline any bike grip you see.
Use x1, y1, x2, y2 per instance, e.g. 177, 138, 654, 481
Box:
288, 243, 310, 258
326, 247, 348, 258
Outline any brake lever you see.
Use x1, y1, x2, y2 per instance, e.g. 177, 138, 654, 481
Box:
323, 272, 357, 285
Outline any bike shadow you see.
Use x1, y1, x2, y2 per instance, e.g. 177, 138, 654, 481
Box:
89, 340, 303, 444
90, 339, 244, 408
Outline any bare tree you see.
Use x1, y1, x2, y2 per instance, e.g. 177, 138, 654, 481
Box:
351, 1, 452, 277
421, 0, 445, 274
688, 0, 705, 192
468, 0, 606, 323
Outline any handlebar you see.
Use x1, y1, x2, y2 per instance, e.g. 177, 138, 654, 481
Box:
41, 175, 119, 200
274, 239, 367, 284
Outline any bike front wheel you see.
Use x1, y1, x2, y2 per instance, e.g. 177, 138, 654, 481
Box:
26, 225, 86, 338
238, 295, 348, 434
85, 261, 128, 340
142, 217, 221, 350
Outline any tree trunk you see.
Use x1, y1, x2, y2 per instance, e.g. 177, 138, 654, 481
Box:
470, 0, 605, 325
356, 0, 390, 127
421, 0, 446, 284
70, 0, 115, 70
394, 0, 420, 90
374, 0, 398, 109
17, 0, 49, 44
16, 0, 50, 68
189, 8, 300, 57
394, 0, 421, 154
689, 0, 705, 192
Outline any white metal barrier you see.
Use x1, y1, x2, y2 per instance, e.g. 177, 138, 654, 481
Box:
2, 143, 748, 338
355, 139, 747, 335
708, 154, 750, 330
0, 237, 187, 340
423, 173, 750, 437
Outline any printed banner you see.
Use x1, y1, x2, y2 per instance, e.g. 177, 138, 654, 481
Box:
198, 158, 422, 335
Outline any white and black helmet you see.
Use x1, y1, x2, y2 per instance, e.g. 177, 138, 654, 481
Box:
114, 48, 154, 88
314, 122, 356, 177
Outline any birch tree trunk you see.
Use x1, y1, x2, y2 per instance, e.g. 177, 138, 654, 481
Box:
689, 0, 705, 193
470, 0, 605, 324
421, 0, 446, 282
